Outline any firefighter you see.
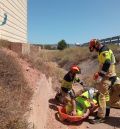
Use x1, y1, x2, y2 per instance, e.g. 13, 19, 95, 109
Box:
89, 39, 116, 124
55, 65, 83, 115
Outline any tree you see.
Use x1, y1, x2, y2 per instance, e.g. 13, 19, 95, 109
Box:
44, 45, 52, 50
57, 40, 67, 50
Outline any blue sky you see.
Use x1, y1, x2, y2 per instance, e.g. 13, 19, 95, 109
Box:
28, 0, 120, 44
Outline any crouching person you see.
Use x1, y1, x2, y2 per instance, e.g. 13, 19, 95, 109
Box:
56, 65, 83, 104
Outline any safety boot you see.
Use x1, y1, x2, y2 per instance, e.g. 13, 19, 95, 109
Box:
89, 116, 106, 124
105, 108, 110, 118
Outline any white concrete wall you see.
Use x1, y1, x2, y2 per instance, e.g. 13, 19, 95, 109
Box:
0, 0, 27, 43
0, 3, 2, 39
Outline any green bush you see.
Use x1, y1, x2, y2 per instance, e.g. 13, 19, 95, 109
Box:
57, 40, 67, 50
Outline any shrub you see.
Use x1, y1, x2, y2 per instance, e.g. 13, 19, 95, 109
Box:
0, 48, 33, 129
57, 40, 67, 50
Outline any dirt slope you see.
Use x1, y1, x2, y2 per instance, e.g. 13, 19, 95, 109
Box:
27, 58, 120, 129
2, 48, 119, 129
28, 75, 52, 129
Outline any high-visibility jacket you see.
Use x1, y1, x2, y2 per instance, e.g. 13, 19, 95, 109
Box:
61, 80, 73, 90
65, 101, 85, 116
76, 90, 98, 109
61, 71, 81, 90
65, 90, 98, 116
98, 45, 116, 77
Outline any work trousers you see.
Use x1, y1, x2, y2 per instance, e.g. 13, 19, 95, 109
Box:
96, 79, 111, 118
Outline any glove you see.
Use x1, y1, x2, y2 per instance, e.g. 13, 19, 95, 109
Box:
75, 78, 84, 85
75, 78, 80, 82
93, 72, 103, 83
93, 72, 99, 80
79, 80, 84, 85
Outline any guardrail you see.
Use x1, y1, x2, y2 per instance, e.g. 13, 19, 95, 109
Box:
100, 35, 120, 44
82, 35, 120, 46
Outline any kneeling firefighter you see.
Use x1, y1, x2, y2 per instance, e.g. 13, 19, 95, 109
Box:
56, 65, 84, 115
89, 39, 117, 124
55, 65, 82, 102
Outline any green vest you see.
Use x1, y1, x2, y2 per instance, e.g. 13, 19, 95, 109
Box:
65, 90, 98, 116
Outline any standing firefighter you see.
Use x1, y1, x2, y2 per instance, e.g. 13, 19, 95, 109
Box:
89, 39, 117, 124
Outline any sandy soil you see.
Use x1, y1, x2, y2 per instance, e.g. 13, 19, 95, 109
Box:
3, 48, 119, 129
27, 59, 120, 129
46, 93, 120, 129
28, 74, 52, 129
29, 80, 120, 129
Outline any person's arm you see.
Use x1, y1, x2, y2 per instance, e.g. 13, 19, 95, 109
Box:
74, 77, 85, 86
71, 99, 77, 116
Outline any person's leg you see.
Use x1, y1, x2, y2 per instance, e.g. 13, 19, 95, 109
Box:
60, 88, 68, 104
68, 89, 76, 99
92, 93, 110, 118
90, 79, 110, 124
97, 93, 106, 118
105, 93, 110, 117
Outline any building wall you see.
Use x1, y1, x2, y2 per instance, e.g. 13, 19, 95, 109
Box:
0, 0, 27, 43
0, 3, 2, 39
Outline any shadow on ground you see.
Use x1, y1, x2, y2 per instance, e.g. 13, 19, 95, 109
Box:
48, 98, 60, 111
104, 116, 120, 128
49, 98, 120, 128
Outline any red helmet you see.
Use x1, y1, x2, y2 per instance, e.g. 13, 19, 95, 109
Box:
70, 65, 81, 74
89, 39, 100, 52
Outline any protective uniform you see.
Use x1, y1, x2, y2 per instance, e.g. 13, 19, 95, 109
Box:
61, 71, 77, 99
96, 45, 116, 118
60, 65, 81, 103
89, 39, 118, 124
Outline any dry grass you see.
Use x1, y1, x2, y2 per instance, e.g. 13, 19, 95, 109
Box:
0, 39, 11, 49
22, 50, 65, 90
51, 47, 90, 69
1, 39, 119, 129
25, 45, 120, 88
21, 47, 96, 91
0, 49, 33, 129
48, 47, 97, 71
25, 50, 64, 77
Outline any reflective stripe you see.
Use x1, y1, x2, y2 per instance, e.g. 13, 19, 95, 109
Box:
105, 95, 110, 102
110, 50, 116, 64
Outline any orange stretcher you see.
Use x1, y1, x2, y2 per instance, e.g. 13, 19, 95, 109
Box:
57, 106, 90, 123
